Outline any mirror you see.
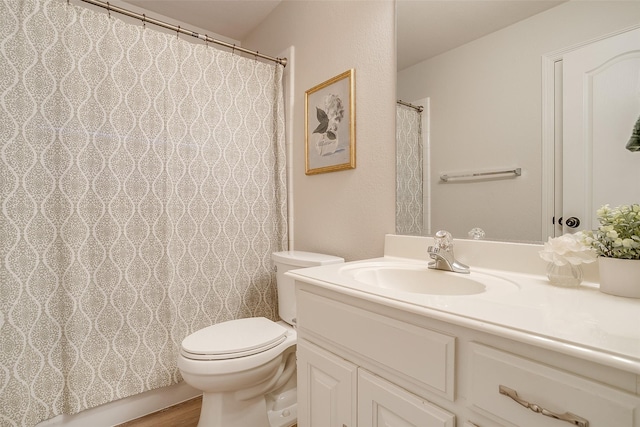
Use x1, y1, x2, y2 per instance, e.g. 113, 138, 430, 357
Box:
396, 1, 640, 243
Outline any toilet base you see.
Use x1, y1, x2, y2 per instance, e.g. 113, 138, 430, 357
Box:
197, 391, 268, 427
267, 387, 297, 427
196, 386, 297, 427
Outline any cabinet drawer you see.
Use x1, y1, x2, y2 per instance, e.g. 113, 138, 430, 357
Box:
469, 343, 640, 427
297, 289, 455, 400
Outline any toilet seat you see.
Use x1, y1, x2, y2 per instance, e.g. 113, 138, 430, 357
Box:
181, 317, 288, 361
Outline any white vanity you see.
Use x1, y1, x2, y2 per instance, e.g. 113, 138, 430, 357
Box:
287, 235, 640, 427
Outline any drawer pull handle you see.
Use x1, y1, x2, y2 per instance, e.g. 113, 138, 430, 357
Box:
499, 385, 589, 427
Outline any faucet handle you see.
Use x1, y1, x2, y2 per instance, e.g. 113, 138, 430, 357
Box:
434, 230, 453, 250
468, 227, 486, 240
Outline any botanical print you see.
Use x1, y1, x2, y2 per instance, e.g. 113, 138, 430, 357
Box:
313, 93, 345, 156
305, 70, 355, 174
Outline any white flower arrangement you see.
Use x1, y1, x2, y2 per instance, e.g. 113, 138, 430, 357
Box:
539, 232, 597, 266
581, 204, 640, 260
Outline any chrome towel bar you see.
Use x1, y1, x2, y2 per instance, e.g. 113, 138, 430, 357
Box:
440, 168, 521, 182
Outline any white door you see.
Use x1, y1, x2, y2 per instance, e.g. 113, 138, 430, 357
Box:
297, 340, 357, 427
358, 370, 455, 427
562, 27, 640, 233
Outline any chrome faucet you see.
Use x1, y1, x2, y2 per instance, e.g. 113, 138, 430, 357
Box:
427, 230, 470, 274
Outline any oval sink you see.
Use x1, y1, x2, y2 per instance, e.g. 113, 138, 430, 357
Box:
340, 262, 518, 296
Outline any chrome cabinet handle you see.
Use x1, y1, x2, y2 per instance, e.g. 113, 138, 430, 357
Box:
499, 385, 589, 427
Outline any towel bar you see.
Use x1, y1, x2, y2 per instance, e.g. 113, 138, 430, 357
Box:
440, 168, 521, 182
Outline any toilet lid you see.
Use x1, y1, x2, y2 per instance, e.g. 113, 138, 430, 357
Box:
181, 317, 288, 360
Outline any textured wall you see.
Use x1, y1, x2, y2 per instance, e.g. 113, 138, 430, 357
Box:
244, 1, 397, 261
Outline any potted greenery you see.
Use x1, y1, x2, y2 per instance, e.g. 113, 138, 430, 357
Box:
581, 204, 640, 298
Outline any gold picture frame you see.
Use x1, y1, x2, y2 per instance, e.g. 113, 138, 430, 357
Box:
305, 69, 355, 175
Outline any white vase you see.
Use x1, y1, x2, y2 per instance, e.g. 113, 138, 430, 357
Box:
598, 257, 640, 298
546, 262, 583, 287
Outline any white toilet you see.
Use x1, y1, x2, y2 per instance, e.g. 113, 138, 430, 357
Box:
177, 251, 344, 427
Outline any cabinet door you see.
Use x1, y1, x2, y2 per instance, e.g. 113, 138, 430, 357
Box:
358, 370, 455, 427
297, 339, 357, 427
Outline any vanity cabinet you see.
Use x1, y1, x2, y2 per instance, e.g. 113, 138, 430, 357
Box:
298, 339, 455, 427
295, 282, 640, 427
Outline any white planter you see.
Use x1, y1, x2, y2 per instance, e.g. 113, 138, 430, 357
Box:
598, 257, 640, 298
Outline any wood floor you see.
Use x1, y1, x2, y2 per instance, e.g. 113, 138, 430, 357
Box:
117, 397, 202, 427
116, 396, 297, 427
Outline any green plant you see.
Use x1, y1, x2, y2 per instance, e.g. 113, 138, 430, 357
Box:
582, 204, 640, 259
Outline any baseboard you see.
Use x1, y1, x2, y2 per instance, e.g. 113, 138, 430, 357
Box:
36, 382, 201, 427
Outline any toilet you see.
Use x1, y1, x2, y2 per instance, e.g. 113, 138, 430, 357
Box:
177, 251, 344, 427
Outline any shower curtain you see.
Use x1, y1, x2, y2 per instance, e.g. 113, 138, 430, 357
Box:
0, 0, 287, 425
396, 104, 423, 235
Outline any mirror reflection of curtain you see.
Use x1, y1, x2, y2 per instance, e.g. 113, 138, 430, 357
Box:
396, 105, 423, 235
0, 1, 286, 425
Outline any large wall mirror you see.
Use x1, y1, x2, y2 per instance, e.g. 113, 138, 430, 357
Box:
396, 1, 640, 243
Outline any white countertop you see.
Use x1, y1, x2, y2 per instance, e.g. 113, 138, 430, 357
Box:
287, 236, 640, 375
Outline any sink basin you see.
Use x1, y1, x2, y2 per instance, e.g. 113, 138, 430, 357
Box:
339, 262, 518, 296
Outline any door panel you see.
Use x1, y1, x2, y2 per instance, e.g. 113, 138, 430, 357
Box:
562, 27, 640, 232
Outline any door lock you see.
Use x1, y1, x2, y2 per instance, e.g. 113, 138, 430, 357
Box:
556, 216, 581, 228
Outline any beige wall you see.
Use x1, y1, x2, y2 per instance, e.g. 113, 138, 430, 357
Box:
397, 1, 640, 243
244, 1, 397, 261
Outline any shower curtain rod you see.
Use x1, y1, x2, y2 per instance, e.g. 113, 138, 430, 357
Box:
79, 0, 288, 67
397, 100, 423, 113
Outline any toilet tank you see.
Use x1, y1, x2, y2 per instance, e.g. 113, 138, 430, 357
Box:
271, 251, 344, 325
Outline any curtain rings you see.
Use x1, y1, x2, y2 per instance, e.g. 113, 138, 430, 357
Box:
142, 14, 146, 29
255, 51, 259, 62
176, 26, 180, 39
205, 34, 209, 48
232, 44, 236, 55
106, 2, 111, 18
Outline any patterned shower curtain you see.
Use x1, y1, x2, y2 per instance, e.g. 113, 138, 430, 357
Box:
0, 0, 287, 425
396, 104, 423, 235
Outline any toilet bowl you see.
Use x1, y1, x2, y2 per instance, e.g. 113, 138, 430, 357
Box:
177, 251, 344, 427
178, 318, 297, 427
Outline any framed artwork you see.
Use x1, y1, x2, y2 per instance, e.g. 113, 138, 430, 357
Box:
305, 69, 355, 175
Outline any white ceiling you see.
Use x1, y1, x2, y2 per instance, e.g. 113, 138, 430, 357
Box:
120, 0, 565, 70
121, 0, 282, 41
397, 0, 565, 70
